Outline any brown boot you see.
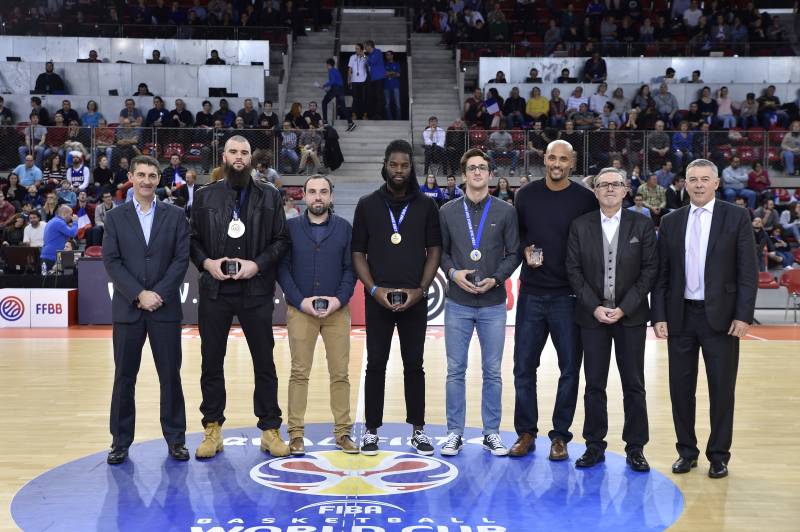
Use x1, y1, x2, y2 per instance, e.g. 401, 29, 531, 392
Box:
336, 434, 359, 454
195, 422, 223, 459
549, 438, 568, 461
509, 433, 535, 457
261, 428, 290, 457
289, 437, 305, 456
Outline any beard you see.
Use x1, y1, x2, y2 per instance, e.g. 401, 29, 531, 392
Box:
308, 201, 329, 216
224, 162, 253, 189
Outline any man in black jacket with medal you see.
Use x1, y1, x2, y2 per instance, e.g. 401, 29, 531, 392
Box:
190, 135, 291, 460
352, 140, 442, 456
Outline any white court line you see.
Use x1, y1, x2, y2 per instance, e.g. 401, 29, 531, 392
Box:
354, 341, 368, 426
745, 333, 768, 341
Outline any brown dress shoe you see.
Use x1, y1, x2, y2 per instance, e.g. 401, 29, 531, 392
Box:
336, 434, 359, 454
509, 433, 535, 457
549, 438, 568, 461
289, 437, 305, 456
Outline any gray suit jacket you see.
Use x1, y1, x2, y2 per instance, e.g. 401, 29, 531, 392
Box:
102, 200, 190, 323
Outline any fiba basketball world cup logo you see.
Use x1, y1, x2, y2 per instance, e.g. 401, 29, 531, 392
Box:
426, 271, 447, 321
0, 296, 25, 321
250, 451, 458, 496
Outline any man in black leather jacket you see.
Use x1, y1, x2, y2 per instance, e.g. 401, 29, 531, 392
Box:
189, 135, 291, 460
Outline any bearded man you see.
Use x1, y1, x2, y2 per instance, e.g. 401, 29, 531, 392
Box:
190, 135, 291, 459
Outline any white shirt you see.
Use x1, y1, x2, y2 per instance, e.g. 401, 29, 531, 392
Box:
23, 221, 47, 247
601, 208, 621, 243
684, 198, 715, 300
423, 126, 446, 147
348, 54, 368, 83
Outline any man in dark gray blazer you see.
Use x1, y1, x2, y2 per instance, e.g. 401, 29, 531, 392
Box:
652, 158, 758, 479
103, 155, 191, 465
566, 167, 658, 472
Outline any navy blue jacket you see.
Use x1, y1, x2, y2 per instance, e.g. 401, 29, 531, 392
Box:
277, 211, 356, 308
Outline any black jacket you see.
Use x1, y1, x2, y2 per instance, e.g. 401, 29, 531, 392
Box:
566, 208, 658, 328
190, 178, 289, 300
323, 126, 344, 171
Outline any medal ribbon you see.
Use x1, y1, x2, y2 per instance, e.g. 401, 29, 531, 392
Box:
385, 201, 409, 235
463, 198, 491, 254
232, 186, 249, 221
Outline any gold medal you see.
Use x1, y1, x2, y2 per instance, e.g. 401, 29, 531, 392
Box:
228, 219, 245, 239
390, 232, 402, 245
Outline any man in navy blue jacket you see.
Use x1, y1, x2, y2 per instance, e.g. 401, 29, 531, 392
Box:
277, 175, 358, 455
321, 58, 355, 131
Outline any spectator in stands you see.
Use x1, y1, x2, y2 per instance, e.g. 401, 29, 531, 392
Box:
492, 176, 514, 204
647, 120, 670, 173
557, 68, 576, 83
80, 100, 104, 128
487, 128, 518, 176
283, 194, 300, 220
85, 190, 114, 247
781, 121, 800, 176
599, 102, 621, 128
779, 202, 800, 242
237, 99, 259, 128
566, 87, 588, 114
666, 175, 690, 212
285, 102, 306, 130
754, 199, 780, 232
201, 119, 228, 173
115, 118, 142, 163
2, 215, 25, 247
40, 192, 59, 222
72, 190, 94, 233
420, 174, 445, 206
696, 86, 718, 125
280, 120, 300, 174
384, 51, 402, 120
161, 154, 188, 192
0, 96, 13, 125
525, 67, 543, 84
92, 155, 113, 196
34, 61, 65, 94
43, 114, 68, 161
653, 83, 679, 126
683, 1, 702, 28
686, 70, 704, 84
525, 87, 548, 123
150, 0, 170, 23
722, 156, 757, 209
22, 211, 46, 248
714, 87, 736, 129
119, 98, 143, 126
195, 100, 215, 129
134, 83, 154, 97
570, 103, 595, 131
655, 160, 676, 188
487, 3, 510, 41
583, 52, 607, 83
489, 71, 507, 84
21, 186, 41, 209
631, 85, 653, 113
751, 217, 779, 271
56, 179, 77, 208
442, 174, 463, 202
145, 97, 169, 128
588, 83, 610, 114
259, 100, 281, 131
758, 85, 788, 129
503, 87, 527, 129
747, 161, 771, 205
66, 153, 90, 192
681, 101, 701, 130
298, 125, 323, 174
40, 204, 77, 270
770, 227, 796, 269
526, 120, 550, 170
303, 101, 322, 129
43, 154, 65, 188
19, 115, 48, 168
653, 67, 677, 85
423, 117, 446, 174
64, 121, 89, 162
0, 191, 16, 226
347, 43, 369, 121
464, 88, 491, 129
84, 50, 101, 63
213, 98, 235, 127
638, 17, 655, 42
600, 14, 620, 43
92, 118, 115, 165
636, 174, 665, 224
548, 88, 567, 129
444, 119, 468, 176
148, 49, 166, 64
2, 173, 24, 206
253, 159, 281, 188
671, 121, 694, 171
365, 40, 386, 120
168, 99, 194, 128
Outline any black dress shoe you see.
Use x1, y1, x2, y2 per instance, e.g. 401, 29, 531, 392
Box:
575, 447, 605, 468
708, 460, 728, 479
168, 444, 190, 461
671, 456, 698, 474
626, 450, 651, 472
107, 446, 128, 465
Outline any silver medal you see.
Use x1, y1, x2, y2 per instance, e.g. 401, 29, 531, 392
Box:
470, 249, 482, 261
228, 219, 245, 238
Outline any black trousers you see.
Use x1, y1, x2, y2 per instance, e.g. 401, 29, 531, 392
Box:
110, 316, 186, 448
351, 81, 367, 119
581, 323, 648, 453
668, 301, 739, 463
424, 145, 446, 173
368, 78, 385, 119
364, 294, 427, 431
198, 293, 282, 431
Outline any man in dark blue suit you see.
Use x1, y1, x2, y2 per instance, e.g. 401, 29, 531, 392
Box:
653, 158, 758, 479
103, 155, 191, 465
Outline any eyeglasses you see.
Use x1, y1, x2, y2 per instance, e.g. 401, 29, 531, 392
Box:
595, 181, 626, 190
466, 164, 490, 173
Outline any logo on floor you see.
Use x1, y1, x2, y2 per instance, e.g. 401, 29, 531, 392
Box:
11, 423, 685, 531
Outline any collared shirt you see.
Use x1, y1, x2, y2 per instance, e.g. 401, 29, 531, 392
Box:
348, 53, 368, 83
134, 197, 157, 245
600, 208, 621, 243
684, 198, 715, 300
423, 127, 445, 147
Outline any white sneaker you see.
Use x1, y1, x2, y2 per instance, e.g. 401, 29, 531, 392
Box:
440, 432, 464, 456
483, 433, 509, 456
361, 433, 379, 456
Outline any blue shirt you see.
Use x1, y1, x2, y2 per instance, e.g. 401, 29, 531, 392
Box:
326, 67, 344, 89
41, 216, 78, 261
13, 164, 43, 187
384, 61, 401, 90
80, 111, 104, 128
628, 205, 651, 218
134, 197, 156, 245
367, 49, 385, 80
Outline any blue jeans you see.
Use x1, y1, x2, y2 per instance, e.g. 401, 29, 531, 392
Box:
783, 150, 796, 174
384, 86, 401, 120
723, 187, 756, 209
513, 293, 582, 442
488, 149, 519, 172
444, 300, 507, 436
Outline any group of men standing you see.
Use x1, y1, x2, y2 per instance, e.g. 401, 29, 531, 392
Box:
102, 133, 757, 481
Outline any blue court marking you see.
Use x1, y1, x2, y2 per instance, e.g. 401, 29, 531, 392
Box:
11, 423, 684, 531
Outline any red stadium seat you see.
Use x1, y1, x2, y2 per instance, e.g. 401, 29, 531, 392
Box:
769, 129, 787, 146
738, 146, 756, 164
185, 143, 204, 162
759, 272, 779, 289
469, 130, 488, 150
779, 269, 800, 322
84, 246, 103, 258
163, 143, 185, 160
142, 143, 160, 158
747, 127, 765, 143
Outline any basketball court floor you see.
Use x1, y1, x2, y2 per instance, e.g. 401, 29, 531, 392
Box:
1, 324, 798, 531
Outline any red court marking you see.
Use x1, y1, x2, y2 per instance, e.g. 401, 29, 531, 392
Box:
1, 325, 797, 341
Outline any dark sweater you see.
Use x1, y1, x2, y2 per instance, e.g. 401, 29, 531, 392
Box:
352, 183, 442, 290
277, 212, 356, 308
515, 178, 598, 296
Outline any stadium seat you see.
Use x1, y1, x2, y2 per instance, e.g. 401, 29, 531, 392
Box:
84, 246, 103, 258
778, 269, 800, 323
142, 143, 161, 158
163, 143, 185, 160
759, 272, 779, 289
185, 143, 204, 162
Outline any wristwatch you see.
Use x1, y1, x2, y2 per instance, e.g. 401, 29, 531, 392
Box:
420, 286, 430, 298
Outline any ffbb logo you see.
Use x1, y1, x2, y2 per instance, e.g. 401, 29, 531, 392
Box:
35, 303, 63, 315
0, 296, 25, 321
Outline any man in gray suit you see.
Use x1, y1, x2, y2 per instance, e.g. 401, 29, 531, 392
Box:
103, 155, 191, 465
566, 167, 658, 472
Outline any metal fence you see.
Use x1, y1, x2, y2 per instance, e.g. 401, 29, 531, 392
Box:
418, 127, 796, 180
